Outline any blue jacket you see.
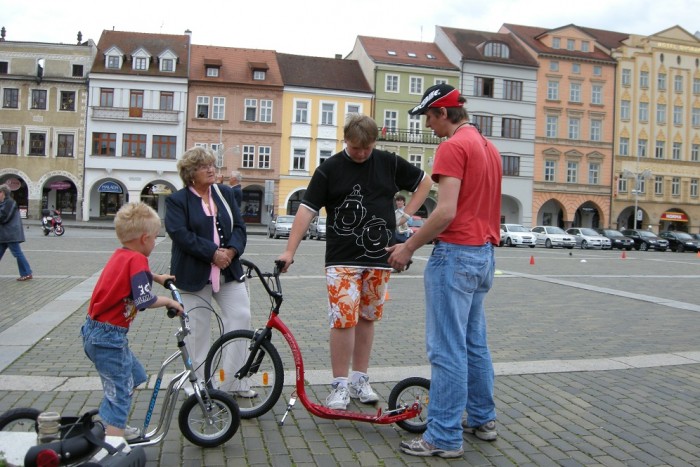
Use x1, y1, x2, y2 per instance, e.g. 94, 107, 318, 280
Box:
0, 198, 26, 244
165, 184, 247, 292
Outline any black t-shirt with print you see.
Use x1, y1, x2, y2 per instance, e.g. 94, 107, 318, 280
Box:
301, 149, 425, 267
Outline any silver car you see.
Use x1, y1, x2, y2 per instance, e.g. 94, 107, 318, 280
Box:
309, 216, 326, 240
500, 223, 536, 248
566, 228, 612, 249
531, 226, 576, 249
267, 215, 308, 240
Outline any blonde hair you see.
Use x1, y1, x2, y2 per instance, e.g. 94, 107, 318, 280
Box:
177, 147, 216, 187
114, 202, 161, 243
344, 114, 379, 148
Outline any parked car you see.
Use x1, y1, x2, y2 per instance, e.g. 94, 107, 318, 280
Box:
566, 227, 612, 249
690, 233, 700, 242
530, 226, 576, 249
309, 216, 327, 240
620, 229, 669, 251
407, 216, 424, 236
267, 215, 307, 240
595, 228, 635, 251
500, 224, 536, 248
658, 231, 700, 252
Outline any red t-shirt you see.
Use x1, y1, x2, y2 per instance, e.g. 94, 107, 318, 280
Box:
88, 248, 157, 328
432, 124, 502, 246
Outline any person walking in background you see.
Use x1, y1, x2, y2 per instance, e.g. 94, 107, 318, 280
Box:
229, 171, 243, 208
388, 84, 502, 458
0, 184, 33, 281
393, 195, 412, 244
165, 147, 254, 398
277, 114, 432, 410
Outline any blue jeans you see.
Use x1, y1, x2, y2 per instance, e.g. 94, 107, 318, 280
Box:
422, 241, 496, 450
0, 242, 32, 277
81, 318, 147, 428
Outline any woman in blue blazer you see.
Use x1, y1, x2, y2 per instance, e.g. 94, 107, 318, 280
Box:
165, 147, 255, 398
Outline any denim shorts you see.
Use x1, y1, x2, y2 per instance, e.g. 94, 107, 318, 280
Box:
81, 317, 147, 428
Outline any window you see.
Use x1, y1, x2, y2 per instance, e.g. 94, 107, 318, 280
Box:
160, 91, 174, 111
122, 134, 147, 157
260, 99, 272, 122
212, 96, 225, 120
253, 70, 266, 80
567, 39, 575, 50
484, 42, 510, 58
673, 105, 683, 125
693, 107, 700, 127
295, 101, 309, 123
572, 63, 581, 74
319, 149, 332, 165
28, 132, 46, 156
639, 102, 649, 122
655, 140, 665, 159
619, 137, 629, 156
408, 114, 422, 136
638, 177, 646, 194
550, 61, 559, 72
501, 118, 521, 139
657, 103, 666, 124
409, 76, 423, 95
53, 133, 74, 158
674, 75, 683, 93
321, 102, 335, 125
244, 98, 257, 121
544, 160, 556, 182
547, 80, 559, 100
206, 66, 219, 77
160, 58, 174, 72
408, 153, 422, 169
658, 73, 666, 90
434, 78, 448, 85
471, 115, 492, 136
133, 57, 148, 71
588, 163, 600, 184
638, 138, 648, 157
546, 115, 558, 138
0, 131, 18, 154
671, 177, 680, 196
129, 90, 143, 117
691, 179, 698, 197
474, 77, 494, 97
590, 120, 602, 141
385, 74, 399, 92
640, 71, 649, 88
0, 61, 8, 74
694, 78, 700, 94
503, 80, 522, 100
618, 177, 628, 193
258, 146, 271, 169
620, 100, 630, 120
293, 148, 306, 171
569, 82, 581, 103
346, 103, 361, 115
593, 65, 602, 76
242, 145, 255, 169
31, 90, 47, 109
552, 37, 561, 49
92, 132, 116, 155
107, 55, 120, 69
672, 142, 682, 160
566, 161, 578, 183
502, 155, 520, 176
654, 176, 664, 195
568, 117, 580, 139
582, 41, 590, 52
100, 88, 114, 107
152, 135, 176, 159
693, 144, 700, 162
383, 110, 398, 133
196, 96, 209, 118
621, 69, 631, 86
3, 88, 19, 108
591, 85, 602, 105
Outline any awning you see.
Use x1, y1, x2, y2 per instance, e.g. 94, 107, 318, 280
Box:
660, 211, 688, 222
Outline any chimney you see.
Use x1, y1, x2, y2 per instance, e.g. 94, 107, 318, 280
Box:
335, 54, 342, 59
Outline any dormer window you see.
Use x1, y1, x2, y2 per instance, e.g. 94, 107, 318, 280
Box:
206, 66, 219, 77
407, 52, 417, 58
131, 48, 152, 72
160, 58, 174, 72
253, 70, 266, 80
387, 50, 397, 56
248, 61, 269, 81
107, 55, 121, 69
134, 57, 148, 70
484, 42, 510, 59
426, 54, 436, 59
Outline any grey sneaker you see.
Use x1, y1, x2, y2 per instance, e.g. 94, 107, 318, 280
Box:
325, 385, 349, 410
462, 419, 497, 441
123, 424, 142, 441
348, 375, 379, 404
399, 437, 464, 458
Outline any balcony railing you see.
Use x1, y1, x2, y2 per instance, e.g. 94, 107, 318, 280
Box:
91, 106, 180, 124
377, 129, 444, 145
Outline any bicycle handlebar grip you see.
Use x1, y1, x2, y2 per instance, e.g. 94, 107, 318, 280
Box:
164, 279, 183, 318
274, 259, 286, 274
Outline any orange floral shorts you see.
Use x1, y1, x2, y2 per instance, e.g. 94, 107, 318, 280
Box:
326, 267, 391, 329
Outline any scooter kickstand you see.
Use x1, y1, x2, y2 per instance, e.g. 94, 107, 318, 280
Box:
278, 396, 297, 426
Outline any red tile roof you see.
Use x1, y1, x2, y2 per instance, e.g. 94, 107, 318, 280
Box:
189, 44, 283, 86
356, 36, 458, 70
438, 26, 539, 67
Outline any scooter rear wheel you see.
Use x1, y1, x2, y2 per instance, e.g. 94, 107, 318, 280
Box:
0, 407, 40, 432
55, 225, 65, 236
178, 389, 240, 448
387, 377, 430, 433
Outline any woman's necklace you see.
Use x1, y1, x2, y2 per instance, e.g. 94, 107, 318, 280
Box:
452, 121, 469, 136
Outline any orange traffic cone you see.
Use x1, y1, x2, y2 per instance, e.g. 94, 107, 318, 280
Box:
697, 250, 700, 258
385, 289, 391, 300
529, 255, 535, 265
621, 251, 626, 259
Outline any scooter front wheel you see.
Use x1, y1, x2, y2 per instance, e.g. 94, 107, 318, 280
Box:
178, 389, 239, 448
54, 225, 65, 236
387, 377, 430, 433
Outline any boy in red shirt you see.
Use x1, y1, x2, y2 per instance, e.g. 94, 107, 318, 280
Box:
81, 202, 183, 440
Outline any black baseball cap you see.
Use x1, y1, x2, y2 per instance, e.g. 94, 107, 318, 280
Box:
408, 84, 462, 115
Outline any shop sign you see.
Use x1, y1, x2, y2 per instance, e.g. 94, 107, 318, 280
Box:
5, 178, 21, 191
49, 181, 71, 190
151, 184, 172, 195
98, 181, 123, 193
660, 212, 688, 222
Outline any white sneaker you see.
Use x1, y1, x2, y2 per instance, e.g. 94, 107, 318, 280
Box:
325, 385, 350, 410
123, 425, 142, 441
348, 375, 379, 404
232, 389, 258, 398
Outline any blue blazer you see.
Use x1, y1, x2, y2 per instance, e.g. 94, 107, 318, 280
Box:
165, 184, 247, 292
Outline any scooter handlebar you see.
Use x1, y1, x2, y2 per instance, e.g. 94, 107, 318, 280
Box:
163, 279, 183, 319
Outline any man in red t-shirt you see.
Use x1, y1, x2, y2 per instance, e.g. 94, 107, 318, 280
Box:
388, 84, 502, 458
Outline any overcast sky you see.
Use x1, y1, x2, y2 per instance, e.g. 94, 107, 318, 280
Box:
3, 0, 699, 57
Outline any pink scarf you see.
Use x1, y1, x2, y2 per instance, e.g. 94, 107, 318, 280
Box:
189, 186, 220, 292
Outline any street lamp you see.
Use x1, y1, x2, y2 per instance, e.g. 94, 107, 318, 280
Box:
622, 167, 652, 229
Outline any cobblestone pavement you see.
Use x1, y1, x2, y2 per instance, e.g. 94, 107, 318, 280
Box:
1, 222, 699, 466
